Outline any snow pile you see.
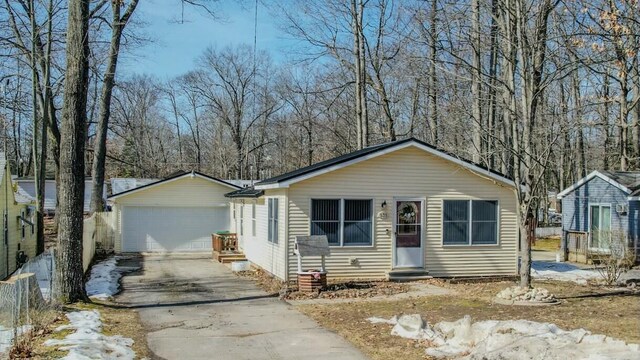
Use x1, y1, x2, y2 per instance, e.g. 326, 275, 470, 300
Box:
86, 256, 137, 300
368, 314, 640, 359
0, 325, 31, 355
496, 286, 556, 302
44, 310, 135, 359
531, 261, 601, 285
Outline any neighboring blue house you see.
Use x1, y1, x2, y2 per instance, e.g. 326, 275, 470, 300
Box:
557, 171, 639, 263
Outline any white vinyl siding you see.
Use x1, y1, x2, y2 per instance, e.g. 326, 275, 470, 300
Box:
286, 146, 518, 280
240, 193, 287, 280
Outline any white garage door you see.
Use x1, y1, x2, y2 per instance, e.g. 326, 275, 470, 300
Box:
122, 206, 229, 252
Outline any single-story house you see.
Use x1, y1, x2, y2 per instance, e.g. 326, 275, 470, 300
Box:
15, 178, 107, 214
557, 170, 639, 263
226, 138, 519, 282
108, 171, 240, 252
0, 153, 37, 280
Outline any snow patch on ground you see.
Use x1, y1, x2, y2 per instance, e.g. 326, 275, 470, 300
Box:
86, 256, 137, 300
368, 314, 640, 359
44, 310, 135, 359
531, 261, 601, 285
0, 325, 31, 355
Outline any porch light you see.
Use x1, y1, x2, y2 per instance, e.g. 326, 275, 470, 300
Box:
381, 201, 387, 209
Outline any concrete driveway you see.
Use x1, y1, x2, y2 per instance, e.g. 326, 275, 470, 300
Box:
116, 254, 368, 360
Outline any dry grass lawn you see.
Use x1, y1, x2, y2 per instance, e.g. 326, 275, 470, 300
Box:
296, 280, 640, 360
21, 301, 150, 359
532, 236, 561, 251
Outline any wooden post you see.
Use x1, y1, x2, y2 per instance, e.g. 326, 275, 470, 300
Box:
320, 255, 325, 272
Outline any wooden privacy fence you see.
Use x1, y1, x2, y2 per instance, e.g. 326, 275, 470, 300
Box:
82, 211, 116, 272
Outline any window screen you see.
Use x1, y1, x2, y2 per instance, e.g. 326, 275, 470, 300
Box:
443, 200, 469, 245
311, 199, 340, 245
343, 200, 372, 245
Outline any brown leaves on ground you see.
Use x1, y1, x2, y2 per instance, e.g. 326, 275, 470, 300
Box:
286, 281, 409, 300
296, 280, 640, 360
236, 269, 409, 300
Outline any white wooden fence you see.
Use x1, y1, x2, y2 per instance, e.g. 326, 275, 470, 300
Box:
82, 211, 116, 272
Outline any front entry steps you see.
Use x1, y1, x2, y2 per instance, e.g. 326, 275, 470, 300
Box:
387, 269, 432, 282
213, 251, 247, 264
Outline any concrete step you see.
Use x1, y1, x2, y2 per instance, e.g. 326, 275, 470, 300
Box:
213, 251, 247, 263
387, 269, 432, 282
220, 256, 247, 264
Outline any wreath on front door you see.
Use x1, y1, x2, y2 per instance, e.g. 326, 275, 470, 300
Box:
399, 202, 417, 224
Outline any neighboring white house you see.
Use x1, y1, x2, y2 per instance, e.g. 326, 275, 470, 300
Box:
109, 171, 240, 253
226, 138, 519, 281
14, 178, 106, 213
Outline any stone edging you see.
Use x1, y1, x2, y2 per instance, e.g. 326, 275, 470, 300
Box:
492, 297, 562, 306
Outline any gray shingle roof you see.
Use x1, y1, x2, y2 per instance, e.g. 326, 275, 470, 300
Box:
601, 171, 640, 194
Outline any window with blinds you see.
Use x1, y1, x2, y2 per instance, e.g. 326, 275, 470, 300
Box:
443, 200, 498, 245
311, 199, 373, 246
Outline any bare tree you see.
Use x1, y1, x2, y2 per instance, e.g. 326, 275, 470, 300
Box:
55, 0, 90, 303
90, 0, 139, 213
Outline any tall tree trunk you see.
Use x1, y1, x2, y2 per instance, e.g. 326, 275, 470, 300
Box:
427, 0, 438, 145
55, 0, 90, 304
29, 0, 47, 255
571, 68, 586, 178
471, 0, 483, 163
91, 0, 139, 213
358, 0, 368, 147
351, 0, 363, 149
487, 0, 499, 169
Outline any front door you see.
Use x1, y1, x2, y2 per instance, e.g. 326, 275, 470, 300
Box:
393, 200, 424, 268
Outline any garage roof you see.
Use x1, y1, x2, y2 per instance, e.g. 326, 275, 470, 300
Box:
108, 171, 240, 200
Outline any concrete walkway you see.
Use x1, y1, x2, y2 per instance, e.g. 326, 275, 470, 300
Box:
116, 254, 368, 360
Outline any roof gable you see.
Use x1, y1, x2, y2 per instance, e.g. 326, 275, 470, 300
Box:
109, 171, 240, 200
557, 170, 637, 200
255, 138, 515, 189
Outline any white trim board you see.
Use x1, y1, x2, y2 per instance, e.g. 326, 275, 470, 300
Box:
255, 141, 516, 190
557, 171, 632, 199
109, 172, 240, 200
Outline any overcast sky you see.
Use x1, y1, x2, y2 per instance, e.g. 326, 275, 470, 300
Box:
119, 0, 288, 79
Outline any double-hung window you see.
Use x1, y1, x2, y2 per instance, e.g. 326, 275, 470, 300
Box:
268, 198, 279, 243
311, 199, 373, 246
251, 203, 257, 237
239, 205, 244, 236
443, 200, 498, 245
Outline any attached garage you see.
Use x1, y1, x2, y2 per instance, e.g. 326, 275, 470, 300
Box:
109, 171, 240, 253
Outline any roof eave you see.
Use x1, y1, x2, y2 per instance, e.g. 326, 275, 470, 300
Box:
557, 170, 632, 199
109, 172, 240, 200
255, 141, 515, 190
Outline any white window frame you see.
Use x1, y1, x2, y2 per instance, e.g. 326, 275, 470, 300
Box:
588, 203, 612, 251
239, 205, 244, 236
310, 198, 374, 247
251, 202, 257, 237
268, 198, 279, 244
441, 199, 500, 246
